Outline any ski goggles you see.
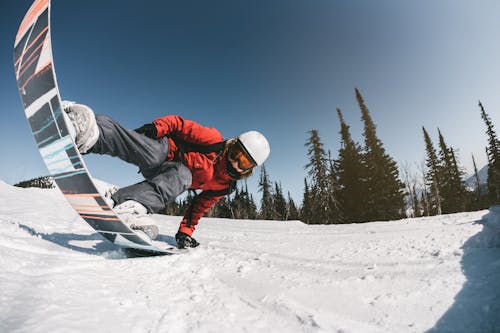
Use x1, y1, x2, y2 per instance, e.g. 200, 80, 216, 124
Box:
228, 140, 257, 171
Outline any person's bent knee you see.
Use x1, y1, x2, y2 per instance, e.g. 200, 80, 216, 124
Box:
147, 154, 168, 169
95, 114, 113, 126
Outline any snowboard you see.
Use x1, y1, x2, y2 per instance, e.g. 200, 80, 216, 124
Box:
14, 0, 178, 256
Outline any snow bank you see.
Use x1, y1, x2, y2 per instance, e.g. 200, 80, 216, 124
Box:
429, 206, 500, 333
457, 205, 500, 251
483, 206, 500, 237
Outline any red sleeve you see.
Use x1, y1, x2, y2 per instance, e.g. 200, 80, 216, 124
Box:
153, 115, 223, 144
178, 192, 223, 236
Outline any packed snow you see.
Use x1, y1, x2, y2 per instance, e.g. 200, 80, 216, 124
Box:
0, 180, 499, 333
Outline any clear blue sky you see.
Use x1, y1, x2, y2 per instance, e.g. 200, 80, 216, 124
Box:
1, 0, 500, 204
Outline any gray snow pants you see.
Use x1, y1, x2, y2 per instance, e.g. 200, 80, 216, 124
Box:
88, 115, 192, 213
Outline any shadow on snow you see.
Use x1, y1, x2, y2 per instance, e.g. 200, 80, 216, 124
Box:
16, 223, 179, 258
17, 223, 118, 256
427, 206, 500, 333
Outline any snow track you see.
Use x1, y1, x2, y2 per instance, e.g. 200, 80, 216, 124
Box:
1, 181, 499, 332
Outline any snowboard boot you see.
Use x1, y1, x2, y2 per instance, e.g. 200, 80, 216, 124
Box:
129, 223, 160, 241
113, 200, 159, 240
62, 101, 99, 154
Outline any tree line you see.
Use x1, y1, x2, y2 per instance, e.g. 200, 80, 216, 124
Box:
300, 88, 406, 224
162, 168, 300, 221
14, 176, 54, 189
14, 90, 500, 224
412, 101, 500, 216
301, 91, 500, 223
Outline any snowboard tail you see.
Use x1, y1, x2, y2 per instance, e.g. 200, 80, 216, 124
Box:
14, 0, 176, 256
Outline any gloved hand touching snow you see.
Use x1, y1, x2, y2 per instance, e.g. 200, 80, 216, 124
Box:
175, 231, 200, 249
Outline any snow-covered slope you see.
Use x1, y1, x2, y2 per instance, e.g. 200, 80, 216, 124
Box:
0, 181, 499, 333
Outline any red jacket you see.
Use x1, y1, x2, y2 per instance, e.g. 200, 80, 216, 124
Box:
153, 115, 234, 236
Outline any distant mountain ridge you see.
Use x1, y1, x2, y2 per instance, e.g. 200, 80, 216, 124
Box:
465, 165, 488, 188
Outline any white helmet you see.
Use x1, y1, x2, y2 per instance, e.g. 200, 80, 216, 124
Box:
238, 131, 270, 166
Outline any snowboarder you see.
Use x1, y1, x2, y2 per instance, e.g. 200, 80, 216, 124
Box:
63, 102, 270, 249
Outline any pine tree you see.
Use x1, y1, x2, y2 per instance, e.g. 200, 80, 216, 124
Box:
231, 187, 242, 218
258, 165, 275, 220
336, 108, 368, 223
287, 192, 300, 220
163, 192, 198, 216
162, 200, 181, 216
471, 153, 483, 209
212, 196, 233, 218
232, 182, 258, 219
328, 152, 342, 217
356, 88, 405, 221
305, 130, 329, 192
244, 183, 258, 220
437, 130, 466, 213
437, 129, 453, 212
301, 179, 313, 223
422, 127, 442, 215
305, 129, 339, 224
478, 101, 500, 204
273, 182, 287, 220
411, 184, 421, 217
472, 154, 481, 199
327, 151, 342, 223
449, 147, 467, 211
